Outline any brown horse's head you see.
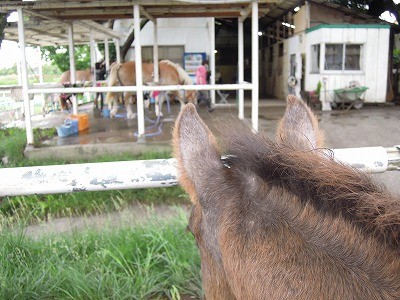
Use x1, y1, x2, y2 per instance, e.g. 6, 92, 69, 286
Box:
173, 96, 400, 299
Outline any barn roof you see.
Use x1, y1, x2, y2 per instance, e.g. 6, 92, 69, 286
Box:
0, 0, 283, 46
0, 0, 396, 47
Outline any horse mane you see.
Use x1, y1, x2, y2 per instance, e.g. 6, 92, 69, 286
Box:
221, 123, 400, 251
160, 59, 193, 85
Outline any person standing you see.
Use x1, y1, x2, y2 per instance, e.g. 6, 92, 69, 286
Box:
195, 60, 214, 112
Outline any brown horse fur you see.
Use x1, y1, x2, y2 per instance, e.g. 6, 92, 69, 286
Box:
59, 69, 92, 84
58, 69, 93, 110
172, 95, 400, 299
105, 60, 196, 119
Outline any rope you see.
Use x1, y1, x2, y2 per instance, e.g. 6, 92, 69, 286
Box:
133, 92, 171, 138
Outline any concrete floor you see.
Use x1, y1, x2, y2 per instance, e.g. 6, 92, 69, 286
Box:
9, 98, 400, 196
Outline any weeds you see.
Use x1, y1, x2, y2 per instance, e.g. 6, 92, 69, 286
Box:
0, 211, 202, 299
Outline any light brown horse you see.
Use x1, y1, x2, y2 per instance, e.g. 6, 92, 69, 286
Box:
173, 96, 400, 299
59, 69, 92, 84
105, 60, 196, 119
56, 69, 93, 110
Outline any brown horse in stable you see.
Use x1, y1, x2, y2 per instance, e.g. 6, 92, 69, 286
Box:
105, 60, 196, 119
173, 96, 400, 299
57, 69, 93, 110
60, 69, 92, 84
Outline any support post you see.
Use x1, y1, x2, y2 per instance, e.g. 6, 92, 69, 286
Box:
89, 29, 97, 112
134, 4, 145, 137
209, 17, 216, 105
114, 38, 121, 63
17, 8, 34, 145
104, 38, 110, 71
251, 1, 259, 131
153, 19, 159, 83
238, 18, 244, 119
68, 23, 78, 114
38, 46, 45, 104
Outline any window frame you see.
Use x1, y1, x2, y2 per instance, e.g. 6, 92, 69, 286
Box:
310, 43, 364, 75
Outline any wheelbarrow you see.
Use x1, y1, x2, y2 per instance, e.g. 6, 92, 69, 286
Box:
333, 86, 368, 110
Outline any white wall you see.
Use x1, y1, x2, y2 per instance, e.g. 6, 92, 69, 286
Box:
305, 26, 390, 103
114, 18, 211, 62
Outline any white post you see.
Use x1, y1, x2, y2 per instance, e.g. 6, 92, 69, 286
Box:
134, 4, 145, 137
90, 29, 96, 87
104, 38, 110, 71
153, 19, 159, 83
17, 8, 34, 145
238, 18, 244, 119
89, 29, 97, 111
38, 46, 45, 109
114, 38, 121, 63
38, 47, 44, 84
68, 23, 78, 114
209, 17, 216, 105
251, 1, 259, 131
16, 52, 22, 85
68, 24, 76, 83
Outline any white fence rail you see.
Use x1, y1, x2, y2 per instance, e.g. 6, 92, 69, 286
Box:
1, 146, 399, 197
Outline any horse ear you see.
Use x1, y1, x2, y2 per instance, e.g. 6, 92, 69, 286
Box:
276, 95, 324, 150
173, 103, 221, 204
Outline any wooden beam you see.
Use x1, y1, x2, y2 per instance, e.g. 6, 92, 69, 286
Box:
76, 20, 121, 39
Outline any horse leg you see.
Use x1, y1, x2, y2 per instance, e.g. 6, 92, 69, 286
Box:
109, 96, 118, 118
125, 92, 137, 120
175, 91, 186, 110
156, 93, 164, 118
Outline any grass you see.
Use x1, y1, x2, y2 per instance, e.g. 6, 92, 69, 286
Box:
0, 74, 61, 86
0, 127, 189, 224
0, 211, 202, 299
0, 119, 203, 298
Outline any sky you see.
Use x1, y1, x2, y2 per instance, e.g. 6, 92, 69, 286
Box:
1, 4, 400, 70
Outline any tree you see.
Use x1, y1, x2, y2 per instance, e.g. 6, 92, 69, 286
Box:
41, 45, 91, 72
0, 13, 9, 49
329, 0, 400, 23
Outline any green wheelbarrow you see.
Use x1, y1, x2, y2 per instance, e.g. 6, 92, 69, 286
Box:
333, 86, 368, 110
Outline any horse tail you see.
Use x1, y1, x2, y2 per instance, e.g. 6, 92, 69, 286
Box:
105, 62, 121, 105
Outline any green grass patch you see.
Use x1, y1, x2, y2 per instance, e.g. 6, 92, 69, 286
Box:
0, 212, 202, 299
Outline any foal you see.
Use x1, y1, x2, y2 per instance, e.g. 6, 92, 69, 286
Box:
173, 96, 400, 299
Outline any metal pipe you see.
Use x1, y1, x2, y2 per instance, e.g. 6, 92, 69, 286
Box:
153, 19, 159, 83
251, 1, 259, 132
1, 147, 399, 197
134, 4, 145, 137
17, 8, 34, 145
238, 17, 244, 119
0, 159, 178, 197
68, 22, 78, 115
104, 38, 110, 71
209, 17, 216, 105
27, 83, 254, 95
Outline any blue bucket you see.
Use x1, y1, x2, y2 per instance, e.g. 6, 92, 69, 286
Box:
57, 119, 78, 137
102, 108, 110, 118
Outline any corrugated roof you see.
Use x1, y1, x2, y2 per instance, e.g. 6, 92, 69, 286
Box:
0, 0, 278, 46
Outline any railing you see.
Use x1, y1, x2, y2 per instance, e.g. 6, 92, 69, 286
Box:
1, 146, 399, 197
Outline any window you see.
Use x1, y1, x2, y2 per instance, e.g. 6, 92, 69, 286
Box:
310, 44, 320, 73
142, 46, 184, 65
324, 44, 362, 71
325, 44, 343, 70
345, 45, 361, 70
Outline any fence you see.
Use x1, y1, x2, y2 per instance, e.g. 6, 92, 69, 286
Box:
1, 146, 399, 197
